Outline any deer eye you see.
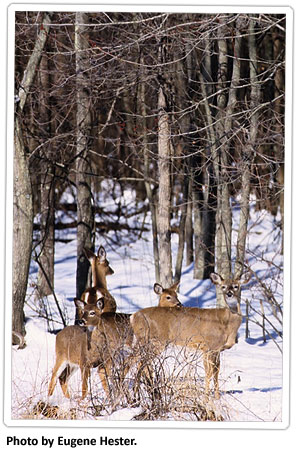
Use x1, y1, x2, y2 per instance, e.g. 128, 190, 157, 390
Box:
89, 311, 95, 316
233, 284, 239, 290
166, 296, 171, 300
222, 285, 227, 290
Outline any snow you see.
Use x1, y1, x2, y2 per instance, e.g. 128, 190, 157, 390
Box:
9, 191, 285, 425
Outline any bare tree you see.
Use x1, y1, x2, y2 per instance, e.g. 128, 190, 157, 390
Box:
13, 12, 53, 341
35, 48, 55, 300
139, 56, 160, 282
235, 16, 260, 279
75, 12, 94, 300
157, 37, 173, 287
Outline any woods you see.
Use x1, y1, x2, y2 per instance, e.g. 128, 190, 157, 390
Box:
13, 11, 285, 337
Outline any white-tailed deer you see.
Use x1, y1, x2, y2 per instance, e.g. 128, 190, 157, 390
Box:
48, 297, 133, 399
154, 282, 182, 308
48, 298, 104, 399
130, 272, 251, 399
80, 246, 116, 313
48, 281, 183, 399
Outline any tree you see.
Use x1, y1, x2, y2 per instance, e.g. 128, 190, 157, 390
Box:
234, 17, 260, 280
35, 47, 55, 301
156, 37, 173, 287
13, 12, 53, 341
75, 12, 94, 300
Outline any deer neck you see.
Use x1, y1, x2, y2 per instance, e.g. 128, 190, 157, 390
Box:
224, 295, 242, 316
91, 265, 107, 289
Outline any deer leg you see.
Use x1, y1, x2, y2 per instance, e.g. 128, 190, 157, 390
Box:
81, 366, 90, 399
212, 352, 221, 400
48, 357, 67, 397
59, 364, 78, 399
132, 359, 144, 400
98, 364, 110, 395
203, 352, 212, 398
204, 351, 221, 399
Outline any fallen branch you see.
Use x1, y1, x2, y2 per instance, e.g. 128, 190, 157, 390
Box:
33, 221, 149, 233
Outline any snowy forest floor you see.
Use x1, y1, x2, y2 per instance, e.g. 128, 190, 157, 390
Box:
9, 192, 285, 424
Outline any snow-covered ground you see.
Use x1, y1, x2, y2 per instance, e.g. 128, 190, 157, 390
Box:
9, 190, 285, 424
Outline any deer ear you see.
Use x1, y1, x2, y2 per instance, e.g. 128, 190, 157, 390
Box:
170, 281, 180, 292
154, 283, 163, 295
97, 297, 104, 311
240, 271, 252, 285
74, 298, 85, 310
210, 273, 223, 285
83, 247, 96, 261
95, 287, 103, 298
97, 246, 106, 262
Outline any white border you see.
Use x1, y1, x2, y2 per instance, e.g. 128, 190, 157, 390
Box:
3, 2, 294, 434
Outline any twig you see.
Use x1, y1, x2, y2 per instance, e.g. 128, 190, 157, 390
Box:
33, 251, 66, 327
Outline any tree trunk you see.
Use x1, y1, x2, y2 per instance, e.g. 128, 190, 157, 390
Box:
36, 51, 55, 299
215, 17, 242, 306
215, 18, 233, 283
13, 118, 34, 339
273, 28, 285, 254
36, 168, 55, 298
193, 185, 203, 279
193, 47, 218, 280
174, 168, 189, 283
185, 180, 194, 266
139, 57, 160, 282
157, 84, 172, 287
13, 12, 52, 340
235, 17, 260, 279
75, 12, 94, 300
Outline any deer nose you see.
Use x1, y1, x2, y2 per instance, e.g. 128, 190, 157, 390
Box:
227, 291, 234, 297
78, 319, 86, 326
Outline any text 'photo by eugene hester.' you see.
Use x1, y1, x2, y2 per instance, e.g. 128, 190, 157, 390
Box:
6, 436, 138, 447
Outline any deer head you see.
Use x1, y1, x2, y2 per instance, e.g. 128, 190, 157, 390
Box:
74, 298, 104, 331
154, 281, 182, 308
84, 246, 114, 288
210, 271, 252, 313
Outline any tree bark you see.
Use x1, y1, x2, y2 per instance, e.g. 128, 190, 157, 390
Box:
215, 17, 242, 305
139, 57, 160, 283
13, 118, 34, 339
185, 180, 194, 266
174, 167, 189, 283
36, 50, 55, 299
214, 21, 229, 288
75, 12, 94, 300
13, 12, 53, 340
235, 17, 260, 279
273, 28, 285, 254
157, 84, 173, 287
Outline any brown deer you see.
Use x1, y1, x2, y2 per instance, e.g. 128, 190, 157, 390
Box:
81, 246, 116, 313
48, 298, 104, 399
154, 282, 182, 308
130, 272, 251, 399
48, 281, 184, 399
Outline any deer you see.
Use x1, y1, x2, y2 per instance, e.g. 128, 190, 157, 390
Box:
154, 281, 182, 308
48, 282, 183, 399
48, 298, 105, 399
78, 246, 117, 315
130, 271, 252, 399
